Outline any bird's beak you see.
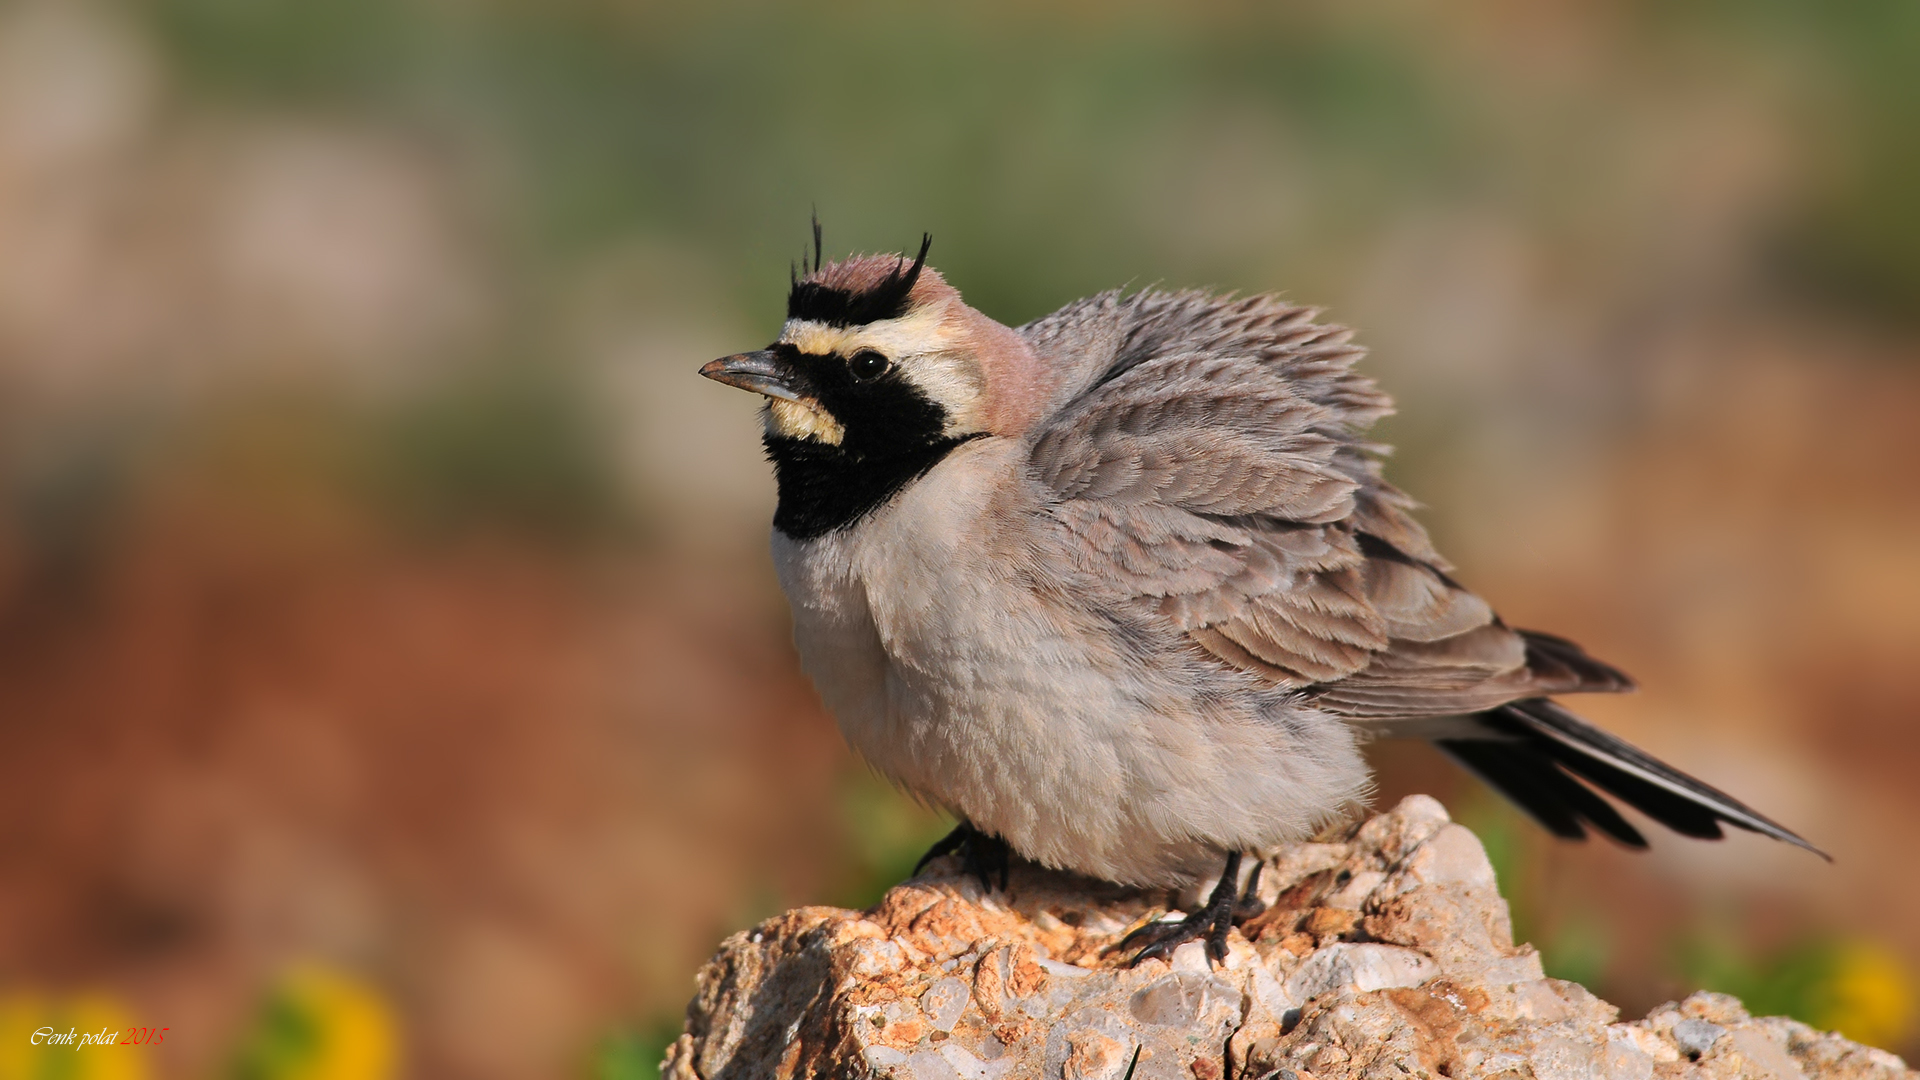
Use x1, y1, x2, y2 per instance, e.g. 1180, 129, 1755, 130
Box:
700, 350, 803, 402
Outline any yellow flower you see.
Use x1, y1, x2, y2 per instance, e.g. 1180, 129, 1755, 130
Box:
231, 965, 400, 1080
1811, 943, 1915, 1052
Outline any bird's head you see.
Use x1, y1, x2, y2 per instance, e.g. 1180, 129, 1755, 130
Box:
700, 233, 1046, 456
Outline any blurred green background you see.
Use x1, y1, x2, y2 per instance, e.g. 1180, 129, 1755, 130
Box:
1, 0, 1917, 1076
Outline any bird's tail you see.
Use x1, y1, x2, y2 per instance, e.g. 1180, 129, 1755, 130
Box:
1432, 698, 1827, 859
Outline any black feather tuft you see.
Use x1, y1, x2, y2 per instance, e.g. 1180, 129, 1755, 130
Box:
787, 233, 934, 327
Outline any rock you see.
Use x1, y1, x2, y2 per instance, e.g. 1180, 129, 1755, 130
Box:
662, 796, 1913, 1080
1675, 1019, 1729, 1059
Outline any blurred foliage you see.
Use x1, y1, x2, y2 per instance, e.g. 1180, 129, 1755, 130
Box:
363, 363, 631, 541
228, 966, 399, 1080
1659, 0, 1920, 321
131, 0, 1920, 325
0, 992, 147, 1080
831, 768, 955, 911
1682, 934, 1917, 1052
136, 0, 1457, 316
586, 1017, 681, 1080
5, 429, 142, 596
1538, 914, 1615, 994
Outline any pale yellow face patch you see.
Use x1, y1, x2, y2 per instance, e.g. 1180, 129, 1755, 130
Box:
774, 302, 990, 438
763, 398, 845, 445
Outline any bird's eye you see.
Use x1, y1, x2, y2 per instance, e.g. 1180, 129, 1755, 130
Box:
847, 349, 891, 382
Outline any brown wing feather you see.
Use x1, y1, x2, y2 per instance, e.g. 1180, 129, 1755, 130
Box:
1026, 289, 1632, 719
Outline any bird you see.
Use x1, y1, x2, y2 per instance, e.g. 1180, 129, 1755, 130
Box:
699, 226, 1823, 966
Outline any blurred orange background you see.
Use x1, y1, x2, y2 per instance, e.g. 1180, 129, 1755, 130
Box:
1, 1, 1917, 1077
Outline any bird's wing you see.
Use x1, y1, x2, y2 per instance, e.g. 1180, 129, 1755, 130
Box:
1024, 290, 1630, 720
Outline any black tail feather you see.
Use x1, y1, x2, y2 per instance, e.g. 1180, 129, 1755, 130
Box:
1437, 737, 1648, 848
1435, 698, 1826, 859
1532, 734, 1726, 839
1437, 739, 1585, 839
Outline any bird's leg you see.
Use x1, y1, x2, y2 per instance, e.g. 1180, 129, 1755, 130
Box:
1112, 851, 1244, 968
1236, 860, 1267, 920
973, 830, 1011, 892
912, 822, 1010, 893
913, 824, 968, 873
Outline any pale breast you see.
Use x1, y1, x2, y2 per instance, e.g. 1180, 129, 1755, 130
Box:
771, 438, 1370, 887
774, 441, 1131, 822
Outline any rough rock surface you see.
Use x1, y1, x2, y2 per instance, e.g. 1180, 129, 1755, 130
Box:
663, 796, 1912, 1080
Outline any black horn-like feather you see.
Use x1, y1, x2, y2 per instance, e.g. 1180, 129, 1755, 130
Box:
787, 233, 935, 327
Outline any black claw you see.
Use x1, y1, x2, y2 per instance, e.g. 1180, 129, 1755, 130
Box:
1110, 851, 1245, 968
1121, 914, 1190, 968
913, 823, 1011, 893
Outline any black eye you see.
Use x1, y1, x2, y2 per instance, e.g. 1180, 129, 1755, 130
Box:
847, 349, 892, 382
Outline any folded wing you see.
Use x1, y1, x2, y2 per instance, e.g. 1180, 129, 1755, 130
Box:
1024, 290, 1628, 719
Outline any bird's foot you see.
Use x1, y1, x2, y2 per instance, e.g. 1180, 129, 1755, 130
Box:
1110, 851, 1249, 968
913, 823, 1010, 893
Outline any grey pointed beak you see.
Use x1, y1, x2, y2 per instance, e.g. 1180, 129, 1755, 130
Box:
700, 350, 803, 402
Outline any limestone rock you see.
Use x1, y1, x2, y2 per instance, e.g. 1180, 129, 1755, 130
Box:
662, 796, 1912, 1080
